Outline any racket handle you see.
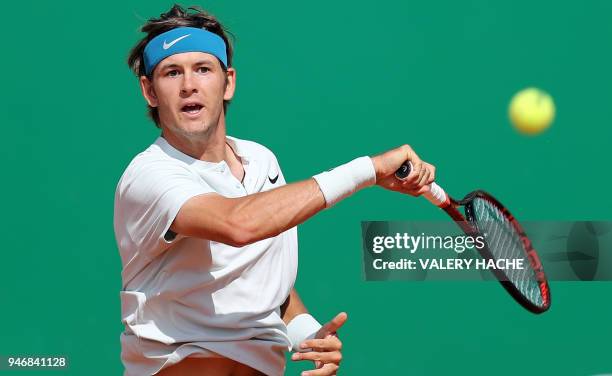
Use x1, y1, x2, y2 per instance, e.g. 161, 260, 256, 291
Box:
424, 182, 448, 207
395, 161, 449, 207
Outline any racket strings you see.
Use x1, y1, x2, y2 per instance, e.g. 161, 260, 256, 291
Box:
472, 198, 544, 308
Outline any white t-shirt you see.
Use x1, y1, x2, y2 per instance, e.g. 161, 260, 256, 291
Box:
114, 136, 298, 376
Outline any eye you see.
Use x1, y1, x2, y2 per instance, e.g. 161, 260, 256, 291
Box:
198, 66, 210, 74
167, 70, 179, 77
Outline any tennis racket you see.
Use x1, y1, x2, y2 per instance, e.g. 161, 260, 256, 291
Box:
395, 161, 551, 314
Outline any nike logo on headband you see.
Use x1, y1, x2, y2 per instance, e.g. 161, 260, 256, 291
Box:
163, 34, 191, 50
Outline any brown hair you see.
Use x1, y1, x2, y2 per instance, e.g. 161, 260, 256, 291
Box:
127, 4, 234, 128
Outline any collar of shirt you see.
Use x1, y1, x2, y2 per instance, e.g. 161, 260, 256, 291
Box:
153, 135, 259, 195
154, 136, 252, 168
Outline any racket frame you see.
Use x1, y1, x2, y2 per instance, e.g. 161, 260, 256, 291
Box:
441, 191, 551, 314
462, 190, 551, 314
395, 161, 551, 313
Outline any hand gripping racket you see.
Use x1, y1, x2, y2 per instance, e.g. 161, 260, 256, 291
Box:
396, 161, 551, 314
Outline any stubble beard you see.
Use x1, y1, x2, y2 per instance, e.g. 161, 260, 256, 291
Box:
168, 108, 223, 143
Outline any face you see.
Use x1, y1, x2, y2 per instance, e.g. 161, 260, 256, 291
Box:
140, 52, 235, 139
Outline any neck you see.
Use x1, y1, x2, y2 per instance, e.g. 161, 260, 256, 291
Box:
161, 118, 229, 162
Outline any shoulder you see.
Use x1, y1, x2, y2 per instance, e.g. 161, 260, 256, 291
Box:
116, 143, 194, 191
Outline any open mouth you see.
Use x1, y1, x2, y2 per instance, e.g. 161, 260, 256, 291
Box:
181, 104, 203, 115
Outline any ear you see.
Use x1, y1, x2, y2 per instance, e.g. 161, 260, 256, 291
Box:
223, 68, 236, 101
139, 75, 159, 107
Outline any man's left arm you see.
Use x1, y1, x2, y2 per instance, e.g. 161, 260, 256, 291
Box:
282, 289, 346, 376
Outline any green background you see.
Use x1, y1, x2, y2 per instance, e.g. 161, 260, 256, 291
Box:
1, 0, 610, 374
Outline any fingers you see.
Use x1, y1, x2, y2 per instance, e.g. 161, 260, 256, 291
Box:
317, 312, 347, 338
407, 160, 422, 181
373, 144, 419, 179
374, 144, 438, 197
425, 163, 436, 185
294, 313, 345, 376
391, 145, 426, 186
400, 162, 436, 196
292, 348, 342, 364
300, 336, 342, 352
417, 165, 430, 186
401, 145, 422, 185
418, 162, 436, 186
299, 363, 339, 376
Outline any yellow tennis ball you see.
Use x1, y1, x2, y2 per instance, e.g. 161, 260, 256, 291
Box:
508, 87, 556, 135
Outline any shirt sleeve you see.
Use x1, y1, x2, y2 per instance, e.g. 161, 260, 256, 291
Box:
114, 157, 213, 259
265, 147, 287, 188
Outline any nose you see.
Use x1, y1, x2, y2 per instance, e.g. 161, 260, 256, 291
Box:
180, 71, 198, 96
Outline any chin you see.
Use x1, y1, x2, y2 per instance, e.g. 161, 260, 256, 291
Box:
174, 120, 214, 138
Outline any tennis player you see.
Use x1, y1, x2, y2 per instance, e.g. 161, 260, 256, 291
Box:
114, 5, 435, 376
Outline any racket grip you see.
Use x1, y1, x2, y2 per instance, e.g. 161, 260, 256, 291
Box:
395, 161, 449, 207
424, 182, 448, 207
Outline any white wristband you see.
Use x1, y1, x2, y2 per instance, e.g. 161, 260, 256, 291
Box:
286, 313, 322, 352
313, 156, 376, 208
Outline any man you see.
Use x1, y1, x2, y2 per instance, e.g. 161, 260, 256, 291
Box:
115, 5, 435, 376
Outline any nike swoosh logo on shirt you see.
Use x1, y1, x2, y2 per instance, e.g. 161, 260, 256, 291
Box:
268, 174, 279, 184
163, 34, 191, 50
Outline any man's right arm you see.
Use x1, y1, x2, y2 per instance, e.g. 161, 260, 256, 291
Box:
170, 178, 325, 247
170, 144, 435, 246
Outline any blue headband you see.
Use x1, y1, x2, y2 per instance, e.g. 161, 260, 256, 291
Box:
143, 27, 228, 76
